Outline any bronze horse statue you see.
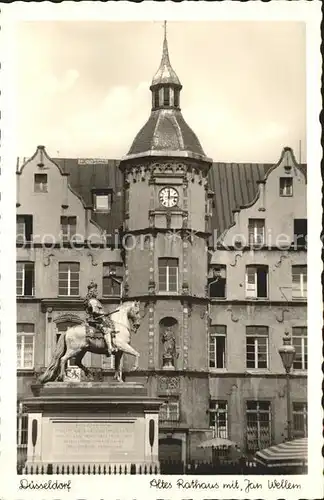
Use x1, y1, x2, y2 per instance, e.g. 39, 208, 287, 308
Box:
39, 301, 141, 383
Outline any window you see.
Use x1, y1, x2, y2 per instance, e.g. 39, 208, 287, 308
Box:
17, 402, 28, 467
292, 402, 307, 438
154, 90, 160, 108
280, 177, 293, 196
209, 401, 228, 438
174, 90, 179, 108
58, 262, 80, 296
292, 265, 307, 299
159, 399, 179, 422
246, 326, 269, 369
293, 219, 307, 247
17, 323, 35, 369
56, 321, 78, 366
103, 263, 124, 296
248, 219, 265, 245
246, 401, 271, 452
16, 262, 34, 296
163, 87, 170, 106
208, 266, 226, 298
16, 215, 33, 242
209, 325, 226, 369
292, 327, 307, 370
34, 173, 48, 192
60, 216, 77, 242
158, 258, 178, 293
93, 192, 112, 212
245, 265, 268, 299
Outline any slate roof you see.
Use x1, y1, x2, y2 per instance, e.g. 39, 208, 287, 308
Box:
209, 162, 273, 234
52, 154, 306, 236
54, 158, 124, 235
127, 109, 207, 159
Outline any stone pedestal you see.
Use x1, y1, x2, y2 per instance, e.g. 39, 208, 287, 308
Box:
23, 382, 162, 471
162, 354, 175, 370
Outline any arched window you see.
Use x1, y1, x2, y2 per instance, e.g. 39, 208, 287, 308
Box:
159, 317, 178, 329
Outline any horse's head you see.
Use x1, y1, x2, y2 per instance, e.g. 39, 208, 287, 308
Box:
126, 300, 141, 331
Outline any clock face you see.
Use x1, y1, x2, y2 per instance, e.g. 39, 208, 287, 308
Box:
159, 187, 179, 208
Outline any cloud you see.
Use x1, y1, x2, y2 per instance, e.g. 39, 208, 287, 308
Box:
39, 69, 80, 98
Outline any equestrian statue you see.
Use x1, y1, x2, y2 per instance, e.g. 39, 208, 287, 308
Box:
38, 281, 141, 384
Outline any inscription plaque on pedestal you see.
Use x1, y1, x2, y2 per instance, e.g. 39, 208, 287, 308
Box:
51, 420, 136, 462
24, 382, 162, 471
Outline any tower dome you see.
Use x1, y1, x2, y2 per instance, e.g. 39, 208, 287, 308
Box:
124, 23, 209, 161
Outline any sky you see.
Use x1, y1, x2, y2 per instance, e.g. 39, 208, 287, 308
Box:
15, 21, 306, 163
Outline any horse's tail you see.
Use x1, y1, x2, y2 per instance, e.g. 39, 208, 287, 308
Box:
38, 331, 66, 384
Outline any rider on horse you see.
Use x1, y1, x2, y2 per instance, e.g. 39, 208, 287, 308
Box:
84, 281, 117, 356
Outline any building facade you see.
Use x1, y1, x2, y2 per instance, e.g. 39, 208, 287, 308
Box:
17, 32, 307, 466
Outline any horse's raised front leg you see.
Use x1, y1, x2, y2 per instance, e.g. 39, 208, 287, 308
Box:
115, 342, 140, 371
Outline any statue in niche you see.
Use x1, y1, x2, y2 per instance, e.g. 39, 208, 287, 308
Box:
162, 326, 176, 370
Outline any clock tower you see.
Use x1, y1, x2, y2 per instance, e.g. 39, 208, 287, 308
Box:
119, 25, 213, 448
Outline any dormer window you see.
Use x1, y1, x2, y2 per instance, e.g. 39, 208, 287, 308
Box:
93, 191, 112, 213
34, 173, 48, 193
280, 177, 293, 197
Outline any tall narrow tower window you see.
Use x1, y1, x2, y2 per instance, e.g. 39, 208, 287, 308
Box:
163, 87, 170, 106
154, 90, 160, 109
174, 90, 179, 108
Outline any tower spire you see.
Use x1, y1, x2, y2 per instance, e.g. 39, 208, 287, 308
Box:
150, 21, 182, 110
151, 21, 181, 88
125, 23, 208, 160
161, 20, 171, 70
